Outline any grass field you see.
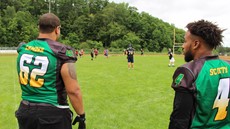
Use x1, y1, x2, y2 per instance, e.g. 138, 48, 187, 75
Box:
0, 54, 185, 129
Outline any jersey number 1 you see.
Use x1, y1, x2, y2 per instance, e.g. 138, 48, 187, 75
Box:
19, 54, 49, 88
213, 78, 230, 121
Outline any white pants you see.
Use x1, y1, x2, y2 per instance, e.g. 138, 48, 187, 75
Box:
170, 57, 175, 63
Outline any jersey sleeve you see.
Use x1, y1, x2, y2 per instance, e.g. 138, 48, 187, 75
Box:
169, 66, 196, 129
17, 42, 26, 53
57, 45, 77, 63
171, 66, 195, 92
46, 39, 77, 63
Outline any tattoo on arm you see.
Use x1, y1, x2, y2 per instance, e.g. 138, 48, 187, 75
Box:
67, 63, 77, 80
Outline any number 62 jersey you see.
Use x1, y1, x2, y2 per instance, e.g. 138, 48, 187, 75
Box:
16, 38, 77, 107
170, 55, 230, 129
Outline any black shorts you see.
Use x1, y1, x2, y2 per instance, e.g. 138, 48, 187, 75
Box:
127, 57, 134, 63
15, 101, 72, 129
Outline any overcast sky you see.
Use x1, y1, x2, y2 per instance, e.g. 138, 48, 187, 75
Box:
109, 0, 230, 47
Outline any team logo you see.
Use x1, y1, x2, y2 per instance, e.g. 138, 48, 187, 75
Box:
66, 50, 74, 57
175, 73, 184, 86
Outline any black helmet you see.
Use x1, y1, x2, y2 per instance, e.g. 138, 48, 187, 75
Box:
129, 43, 132, 47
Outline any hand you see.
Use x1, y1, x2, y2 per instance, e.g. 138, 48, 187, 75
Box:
72, 113, 86, 129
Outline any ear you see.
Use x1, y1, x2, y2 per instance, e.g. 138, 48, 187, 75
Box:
54, 27, 58, 34
193, 40, 200, 50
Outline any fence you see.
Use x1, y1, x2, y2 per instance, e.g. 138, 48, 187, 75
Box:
0, 47, 17, 54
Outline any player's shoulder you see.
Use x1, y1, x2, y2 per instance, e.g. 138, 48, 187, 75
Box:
178, 56, 222, 78
17, 42, 26, 49
172, 65, 195, 91
172, 56, 223, 91
45, 39, 66, 49
17, 40, 41, 53
44, 39, 77, 62
174, 60, 201, 81
174, 64, 194, 78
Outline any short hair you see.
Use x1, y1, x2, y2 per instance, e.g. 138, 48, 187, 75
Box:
186, 20, 225, 49
38, 13, 60, 33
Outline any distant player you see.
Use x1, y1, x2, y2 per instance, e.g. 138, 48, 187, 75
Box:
104, 48, 108, 58
75, 50, 79, 57
94, 48, 98, 58
126, 44, 135, 69
79, 49, 84, 58
140, 48, 144, 55
168, 48, 175, 67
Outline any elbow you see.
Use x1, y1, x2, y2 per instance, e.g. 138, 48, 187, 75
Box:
66, 87, 82, 97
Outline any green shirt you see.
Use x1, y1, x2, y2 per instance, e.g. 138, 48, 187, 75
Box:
17, 38, 77, 106
170, 56, 230, 129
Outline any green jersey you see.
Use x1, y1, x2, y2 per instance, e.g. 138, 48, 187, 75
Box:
170, 56, 230, 129
17, 38, 77, 107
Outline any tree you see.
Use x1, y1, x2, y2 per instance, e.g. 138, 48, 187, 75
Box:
0, 0, 186, 53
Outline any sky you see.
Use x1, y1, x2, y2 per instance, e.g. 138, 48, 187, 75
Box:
109, 0, 230, 47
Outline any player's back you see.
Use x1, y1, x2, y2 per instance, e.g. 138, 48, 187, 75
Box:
188, 56, 230, 128
127, 47, 134, 57
17, 38, 76, 106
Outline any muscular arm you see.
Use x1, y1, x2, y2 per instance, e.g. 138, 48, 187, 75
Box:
61, 63, 85, 115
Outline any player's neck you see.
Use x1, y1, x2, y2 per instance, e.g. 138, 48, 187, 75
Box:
194, 50, 213, 60
38, 33, 57, 41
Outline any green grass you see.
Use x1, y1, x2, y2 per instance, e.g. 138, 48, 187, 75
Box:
0, 54, 185, 129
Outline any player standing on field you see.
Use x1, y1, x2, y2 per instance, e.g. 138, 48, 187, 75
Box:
94, 48, 98, 58
104, 48, 109, 58
15, 13, 85, 129
140, 48, 144, 55
126, 44, 135, 69
79, 49, 84, 58
168, 48, 175, 67
168, 20, 229, 129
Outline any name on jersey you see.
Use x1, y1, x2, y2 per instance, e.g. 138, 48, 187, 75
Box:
210, 67, 228, 76
26, 45, 44, 52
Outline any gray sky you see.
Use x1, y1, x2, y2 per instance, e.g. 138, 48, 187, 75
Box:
109, 0, 230, 47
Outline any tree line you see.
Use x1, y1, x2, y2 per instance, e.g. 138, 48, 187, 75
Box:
0, 0, 188, 52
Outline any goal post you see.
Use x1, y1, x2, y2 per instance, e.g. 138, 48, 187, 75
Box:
173, 43, 183, 55
173, 28, 183, 55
